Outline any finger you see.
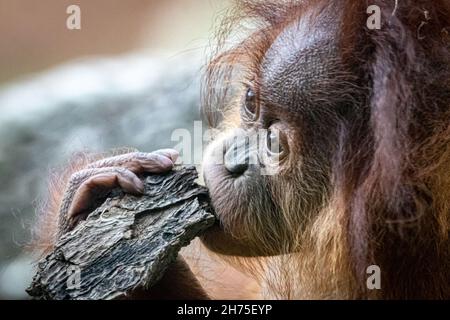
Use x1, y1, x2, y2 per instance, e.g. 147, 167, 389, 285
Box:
68, 168, 144, 222
152, 149, 179, 163
87, 151, 177, 173
135, 152, 175, 172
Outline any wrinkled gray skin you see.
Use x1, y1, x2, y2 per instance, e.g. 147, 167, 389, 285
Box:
261, 8, 342, 110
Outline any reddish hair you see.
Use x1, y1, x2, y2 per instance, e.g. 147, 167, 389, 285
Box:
203, 0, 450, 298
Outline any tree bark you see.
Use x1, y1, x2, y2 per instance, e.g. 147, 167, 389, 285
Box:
27, 166, 215, 300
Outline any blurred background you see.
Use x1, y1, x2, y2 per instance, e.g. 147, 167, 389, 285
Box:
0, 0, 230, 299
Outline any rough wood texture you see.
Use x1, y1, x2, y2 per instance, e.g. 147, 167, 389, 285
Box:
27, 166, 215, 300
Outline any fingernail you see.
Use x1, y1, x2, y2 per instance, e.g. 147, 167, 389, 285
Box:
168, 150, 179, 163
135, 179, 145, 193
159, 156, 174, 169
157, 149, 179, 163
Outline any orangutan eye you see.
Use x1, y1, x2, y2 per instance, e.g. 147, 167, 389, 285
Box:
266, 128, 284, 155
244, 87, 258, 116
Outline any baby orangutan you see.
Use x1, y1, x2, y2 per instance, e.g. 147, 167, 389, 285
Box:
35, 0, 450, 299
